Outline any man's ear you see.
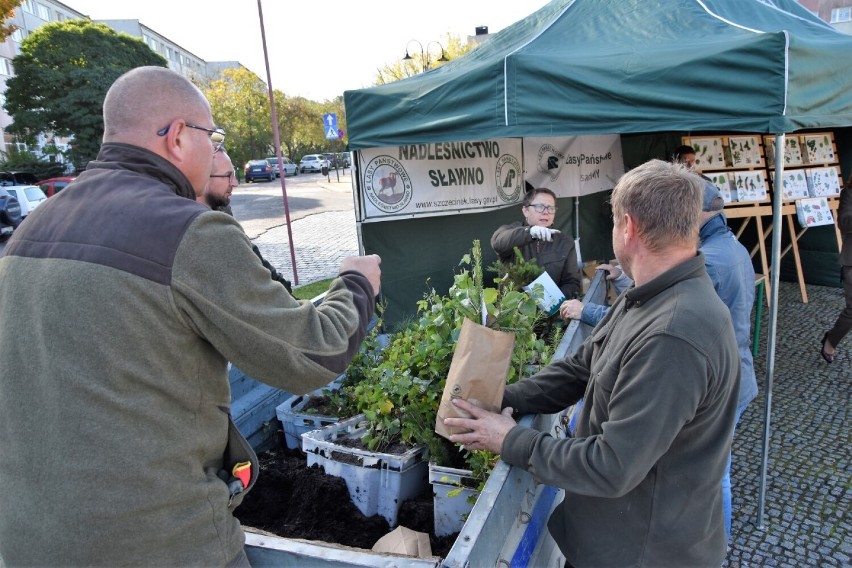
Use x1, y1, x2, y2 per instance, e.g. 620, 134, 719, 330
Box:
161, 120, 187, 163
622, 213, 637, 245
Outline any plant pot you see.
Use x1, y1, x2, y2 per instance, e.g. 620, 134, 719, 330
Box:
429, 463, 480, 537
301, 414, 429, 526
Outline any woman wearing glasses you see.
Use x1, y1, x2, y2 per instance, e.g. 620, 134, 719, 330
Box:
491, 187, 582, 301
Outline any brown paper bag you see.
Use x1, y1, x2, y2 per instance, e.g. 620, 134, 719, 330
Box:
372, 526, 432, 558
435, 318, 516, 440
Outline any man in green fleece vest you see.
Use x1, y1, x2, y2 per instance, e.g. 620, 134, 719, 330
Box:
0, 66, 380, 566
201, 148, 293, 292
445, 159, 739, 568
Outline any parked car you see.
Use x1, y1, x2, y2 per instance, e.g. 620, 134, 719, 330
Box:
265, 158, 280, 177
266, 157, 298, 177
0, 187, 22, 240
299, 154, 330, 173
280, 157, 298, 177
244, 159, 274, 182
0, 171, 38, 187
5, 185, 47, 218
338, 152, 352, 168
36, 176, 76, 197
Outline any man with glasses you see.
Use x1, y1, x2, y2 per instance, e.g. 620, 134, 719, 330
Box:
0, 66, 380, 566
201, 149, 292, 292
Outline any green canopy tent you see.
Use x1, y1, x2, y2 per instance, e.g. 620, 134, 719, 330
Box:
344, 0, 852, 526
345, 0, 852, 320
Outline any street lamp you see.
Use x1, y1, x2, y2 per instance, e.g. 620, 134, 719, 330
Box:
402, 39, 449, 72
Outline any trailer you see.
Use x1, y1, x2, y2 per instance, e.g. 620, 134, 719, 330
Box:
238, 272, 606, 567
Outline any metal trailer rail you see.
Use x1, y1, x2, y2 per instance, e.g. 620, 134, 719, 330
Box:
245, 271, 608, 567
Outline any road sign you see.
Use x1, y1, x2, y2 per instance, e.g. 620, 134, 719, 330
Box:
338, 129, 345, 140
323, 113, 338, 140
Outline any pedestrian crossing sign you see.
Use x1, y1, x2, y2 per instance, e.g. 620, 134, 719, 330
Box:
323, 113, 339, 140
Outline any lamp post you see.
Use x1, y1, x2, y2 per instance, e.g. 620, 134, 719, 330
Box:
402, 39, 449, 72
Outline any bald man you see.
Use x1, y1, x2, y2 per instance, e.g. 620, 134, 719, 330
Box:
0, 66, 380, 566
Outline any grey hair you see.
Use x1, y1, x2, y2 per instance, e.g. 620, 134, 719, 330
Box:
610, 159, 703, 253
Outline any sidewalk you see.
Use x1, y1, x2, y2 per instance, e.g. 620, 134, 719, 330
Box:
723, 281, 850, 567
252, 210, 359, 285
253, 213, 850, 566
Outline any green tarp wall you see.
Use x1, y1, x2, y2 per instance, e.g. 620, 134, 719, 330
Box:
365, 129, 848, 327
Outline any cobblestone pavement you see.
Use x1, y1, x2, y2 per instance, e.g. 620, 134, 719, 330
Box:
252, 210, 358, 286
723, 281, 850, 567
253, 213, 850, 566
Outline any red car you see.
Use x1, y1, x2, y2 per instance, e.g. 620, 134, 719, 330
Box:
36, 176, 76, 197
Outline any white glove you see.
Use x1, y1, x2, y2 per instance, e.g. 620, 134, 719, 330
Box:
529, 225, 560, 242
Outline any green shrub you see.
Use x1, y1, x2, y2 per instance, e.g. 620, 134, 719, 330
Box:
343, 240, 561, 482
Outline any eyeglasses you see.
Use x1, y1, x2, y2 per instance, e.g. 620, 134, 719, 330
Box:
209, 171, 237, 182
157, 122, 226, 153
527, 203, 557, 214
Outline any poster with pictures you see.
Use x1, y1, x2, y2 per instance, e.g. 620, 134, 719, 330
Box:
705, 172, 736, 203
686, 137, 725, 171
771, 169, 810, 200
795, 197, 835, 228
802, 135, 836, 164
734, 171, 767, 202
805, 167, 842, 197
728, 136, 763, 168
764, 137, 803, 168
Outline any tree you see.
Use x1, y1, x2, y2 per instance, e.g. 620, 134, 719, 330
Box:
374, 33, 472, 86
4, 19, 167, 169
271, 94, 347, 160
0, 1, 22, 42
201, 67, 272, 172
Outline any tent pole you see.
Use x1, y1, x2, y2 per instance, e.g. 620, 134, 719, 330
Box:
574, 196, 582, 269
756, 133, 785, 528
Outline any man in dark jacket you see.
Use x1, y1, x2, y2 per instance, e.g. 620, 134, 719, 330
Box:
202, 148, 292, 292
0, 67, 380, 566
446, 160, 739, 567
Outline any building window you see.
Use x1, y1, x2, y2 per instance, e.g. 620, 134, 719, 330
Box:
831, 7, 852, 23
0, 58, 13, 76
56, 12, 65, 21
11, 28, 23, 42
36, 3, 50, 20
21, 1, 34, 14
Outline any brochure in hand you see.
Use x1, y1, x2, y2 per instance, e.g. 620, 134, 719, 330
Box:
523, 271, 565, 316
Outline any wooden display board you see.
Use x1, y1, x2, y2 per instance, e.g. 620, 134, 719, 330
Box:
762, 132, 843, 303
684, 132, 844, 304
684, 135, 772, 303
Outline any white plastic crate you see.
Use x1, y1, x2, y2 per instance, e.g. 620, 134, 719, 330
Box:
276, 394, 340, 450
429, 463, 479, 537
301, 414, 429, 526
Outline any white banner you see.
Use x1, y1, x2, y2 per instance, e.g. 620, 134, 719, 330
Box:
524, 135, 625, 197
357, 138, 524, 220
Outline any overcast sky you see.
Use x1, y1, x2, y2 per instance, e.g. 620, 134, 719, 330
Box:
67, 0, 553, 101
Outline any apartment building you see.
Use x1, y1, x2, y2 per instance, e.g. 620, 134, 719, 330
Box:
800, 0, 852, 33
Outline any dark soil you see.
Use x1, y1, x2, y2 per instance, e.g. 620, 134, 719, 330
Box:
299, 395, 339, 416
234, 443, 458, 558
